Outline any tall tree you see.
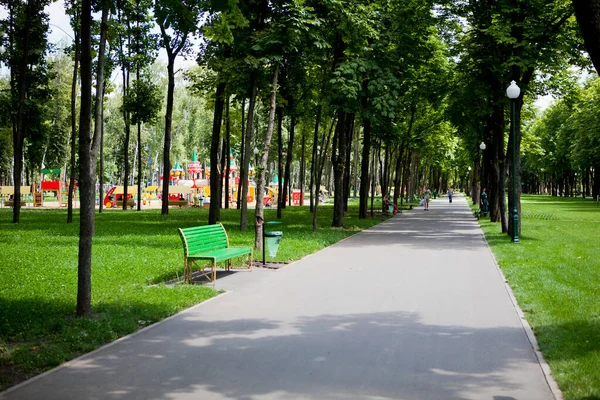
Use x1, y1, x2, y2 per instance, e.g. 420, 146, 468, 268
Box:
76, 0, 97, 317
0, 0, 52, 223
154, 0, 203, 215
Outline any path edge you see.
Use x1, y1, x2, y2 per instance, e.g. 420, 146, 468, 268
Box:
477, 225, 563, 400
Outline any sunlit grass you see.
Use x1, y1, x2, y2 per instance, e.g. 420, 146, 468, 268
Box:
475, 195, 600, 400
0, 203, 387, 391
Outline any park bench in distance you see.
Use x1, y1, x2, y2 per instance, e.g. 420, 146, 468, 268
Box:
178, 223, 253, 283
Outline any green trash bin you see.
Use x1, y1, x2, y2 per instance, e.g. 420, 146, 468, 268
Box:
264, 231, 283, 259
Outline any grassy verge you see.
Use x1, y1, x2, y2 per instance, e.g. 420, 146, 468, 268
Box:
0, 204, 387, 391
473, 195, 600, 400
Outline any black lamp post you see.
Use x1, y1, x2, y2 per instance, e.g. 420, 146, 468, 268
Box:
506, 80, 520, 243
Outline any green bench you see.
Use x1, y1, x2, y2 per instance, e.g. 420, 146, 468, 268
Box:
178, 223, 253, 283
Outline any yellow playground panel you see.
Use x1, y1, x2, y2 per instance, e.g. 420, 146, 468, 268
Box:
0, 186, 31, 207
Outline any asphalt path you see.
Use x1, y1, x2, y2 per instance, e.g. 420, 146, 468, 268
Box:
1, 194, 560, 400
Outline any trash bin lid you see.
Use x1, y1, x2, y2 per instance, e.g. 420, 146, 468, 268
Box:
264, 231, 283, 237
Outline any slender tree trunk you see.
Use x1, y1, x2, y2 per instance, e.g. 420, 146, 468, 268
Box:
313, 118, 335, 232
240, 71, 258, 231
225, 96, 231, 209
122, 66, 130, 210
299, 132, 306, 206
209, 82, 225, 224
76, 0, 93, 317
393, 142, 405, 206
254, 64, 279, 249
68, 31, 80, 223
343, 118, 353, 212
237, 98, 245, 209
359, 119, 371, 218
309, 106, 321, 213
12, 5, 30, 223
282, 116, 296, 210
96, 7, 108, 214
160, 56, 176, 215
276, 110, 283, 217
332, 112, 351, 227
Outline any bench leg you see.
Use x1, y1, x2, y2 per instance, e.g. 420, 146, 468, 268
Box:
248, 252, 253, 271
184, 258, 192, 283
212, 261, 217, 282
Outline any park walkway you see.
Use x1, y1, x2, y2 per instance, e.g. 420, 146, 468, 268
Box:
1, 194, 560, 400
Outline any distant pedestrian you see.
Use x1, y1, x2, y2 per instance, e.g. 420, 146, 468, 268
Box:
448, 188, 453, 203
423, 186, 431, 210
480, 187, 489, 216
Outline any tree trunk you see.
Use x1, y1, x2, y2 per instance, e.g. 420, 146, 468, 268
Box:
209, 82, 225, 224
68, 30, 80, 224
332, 112, 351, 227
300, 132, 306, 206
160, 56, 176, 215
312, 117, 335, 232
76, 0, 94, 317
240, 71, 258, 231
122, 66, 130, 210
237, 98, 245, 209
96, 7, 108, 213
343, 117, 353, 212
282, 116, 296, 210
359, 118, 371, 219
277, 109, 283, 218
12, 0, 33, 224
254, 64, 279, 249
225, 96, 231, 209
309, 106, 321, 213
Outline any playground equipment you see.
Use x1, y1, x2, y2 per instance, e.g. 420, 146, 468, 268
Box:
103, 186, 136, 209
0, 186, 30, 207
168, 185, 192, 207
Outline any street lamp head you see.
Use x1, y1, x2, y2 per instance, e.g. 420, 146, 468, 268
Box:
468, 166, 471, 171
480, 142, 486, 150
254, 147, 259, 155
506, 81, 520, 99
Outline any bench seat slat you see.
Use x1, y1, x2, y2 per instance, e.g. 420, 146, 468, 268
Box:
189, 247, 252, 262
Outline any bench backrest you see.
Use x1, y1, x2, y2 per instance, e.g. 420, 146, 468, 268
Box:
178, 223, 229, 257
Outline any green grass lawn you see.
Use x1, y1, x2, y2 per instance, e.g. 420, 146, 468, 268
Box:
476, 195, 600, 400
0, 204, 387, 391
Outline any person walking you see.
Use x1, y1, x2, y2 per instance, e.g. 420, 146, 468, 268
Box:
448, 188, 453, 203
423, 186, 431, 210
480, 187, 489, 217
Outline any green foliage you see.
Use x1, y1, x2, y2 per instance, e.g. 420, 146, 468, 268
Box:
122, 76, 161, 125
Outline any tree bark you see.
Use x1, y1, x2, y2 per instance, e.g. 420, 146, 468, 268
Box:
332, 112, 351, 227
96, 7, 109, 213
309, 106, 321, 213
282, 116, 296, 210
160, 55, 175, 215
209, 82, 225, 225
254, 64, 279, 249
359, 119, 371, 219
68, 30, 80, 224
76, 0, 93, 317
240, 71, 258, 231
277, 109, 283, 218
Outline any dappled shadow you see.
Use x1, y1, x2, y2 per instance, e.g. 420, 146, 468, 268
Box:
3, 310, 553, 400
